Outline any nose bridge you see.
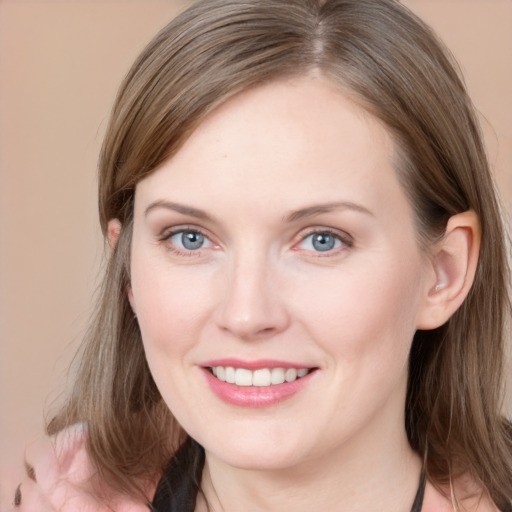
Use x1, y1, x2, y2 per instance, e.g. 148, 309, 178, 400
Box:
215, 243, 289, 339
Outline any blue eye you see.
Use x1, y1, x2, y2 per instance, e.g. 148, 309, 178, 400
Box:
169, 230, 210, 251
299, 231, 347, 253
314, 233, 337, 251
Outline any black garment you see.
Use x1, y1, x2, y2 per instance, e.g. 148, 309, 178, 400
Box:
411, 470, 426, 512
150, 438, 204, 512
151, 439, 427, 512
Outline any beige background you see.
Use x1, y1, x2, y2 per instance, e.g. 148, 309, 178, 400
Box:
0, 0, 511, 499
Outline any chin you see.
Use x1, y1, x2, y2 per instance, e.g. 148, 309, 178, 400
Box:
202, 432, 314, 471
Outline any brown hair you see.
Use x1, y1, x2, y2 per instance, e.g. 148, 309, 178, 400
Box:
49, 0, 512, 508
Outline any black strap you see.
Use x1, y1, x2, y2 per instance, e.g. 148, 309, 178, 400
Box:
151, 448, 427, 512
410, 470, 426, 512
150, 437, 204, 512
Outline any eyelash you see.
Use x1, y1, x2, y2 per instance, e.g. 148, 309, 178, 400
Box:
294, 229, 353, 256
159, 226, 215, 257
158, 227, 353, 257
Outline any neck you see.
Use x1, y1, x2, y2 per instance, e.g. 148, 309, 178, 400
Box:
198, 421, 422, 512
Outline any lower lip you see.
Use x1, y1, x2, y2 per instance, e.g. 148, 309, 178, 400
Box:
202, 368, 315, 408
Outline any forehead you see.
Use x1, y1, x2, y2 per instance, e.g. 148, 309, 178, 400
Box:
134, 76, 411, 227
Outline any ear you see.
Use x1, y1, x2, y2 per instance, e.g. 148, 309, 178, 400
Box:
107, 219, 122, 249
107, 219, 137, 315
127, 285, 137, 316
416, 210, 481, 330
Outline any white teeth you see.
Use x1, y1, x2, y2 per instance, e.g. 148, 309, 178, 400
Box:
253, 369, 271, 387
235, 368, 252, 386
210, 366, 311, 387
285, 368, 297, 382
225, 366, 236, 384
271, 368, 285, 384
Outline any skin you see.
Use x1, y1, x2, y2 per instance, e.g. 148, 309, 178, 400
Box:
121, 76, 483, 511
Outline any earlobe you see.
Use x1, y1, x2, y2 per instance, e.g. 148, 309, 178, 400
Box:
107, 219, 122, 250
106, 219, 136, 315
416, 211, 481, 330
128, 286, 137, 317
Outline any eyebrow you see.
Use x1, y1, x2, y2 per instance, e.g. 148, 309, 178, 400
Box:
284, 202, 374, 223
144, 199, 373, 223
144, 200, 214, 221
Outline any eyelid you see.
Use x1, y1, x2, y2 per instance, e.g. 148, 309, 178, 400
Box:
293, 227, 353, 254
158, 225, 218, 256
159, 224, 207, 240
156, 224, 352, 257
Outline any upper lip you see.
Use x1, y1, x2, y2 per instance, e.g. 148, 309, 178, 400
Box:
202, 358, 314, 370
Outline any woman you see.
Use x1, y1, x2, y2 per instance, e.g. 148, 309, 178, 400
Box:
8, 0, 511, 511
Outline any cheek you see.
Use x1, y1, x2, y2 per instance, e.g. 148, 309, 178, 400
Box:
289, 256, 424, 364
130, 259, 218, 416
130, 257, 216, 357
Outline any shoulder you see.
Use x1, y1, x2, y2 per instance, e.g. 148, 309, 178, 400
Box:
3, 424, 151, 512
423, 475, 503, 512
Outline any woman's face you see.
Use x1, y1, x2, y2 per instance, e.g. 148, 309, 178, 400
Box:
129, 77, 434, 471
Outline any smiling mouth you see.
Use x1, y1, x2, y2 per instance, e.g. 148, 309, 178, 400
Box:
209, 366, 313, 387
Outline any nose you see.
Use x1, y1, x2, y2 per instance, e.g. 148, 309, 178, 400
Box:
214, 251, 290, 341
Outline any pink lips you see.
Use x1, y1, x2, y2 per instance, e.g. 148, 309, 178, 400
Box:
201, 359, 315, 408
